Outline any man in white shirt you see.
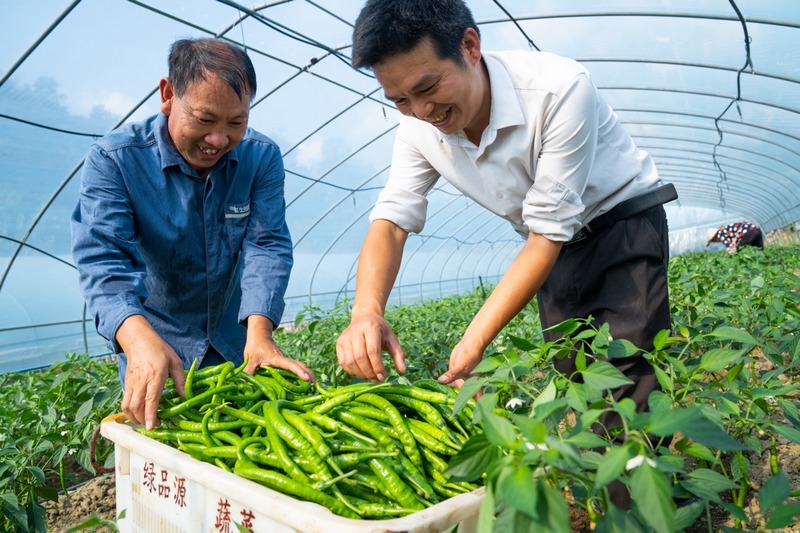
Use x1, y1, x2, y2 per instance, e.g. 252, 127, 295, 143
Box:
337, 0, 677, 500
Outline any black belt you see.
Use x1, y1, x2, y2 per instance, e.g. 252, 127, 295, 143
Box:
566, 183, 678, 246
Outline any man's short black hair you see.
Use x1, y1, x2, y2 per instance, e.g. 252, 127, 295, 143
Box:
168, 38, 257, 103
351, 0, 479, 70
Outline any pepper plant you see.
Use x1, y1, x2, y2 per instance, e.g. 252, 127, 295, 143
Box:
446, 245, 800, 532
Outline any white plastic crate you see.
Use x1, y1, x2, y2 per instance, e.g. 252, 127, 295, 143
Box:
100, 414, 484, 533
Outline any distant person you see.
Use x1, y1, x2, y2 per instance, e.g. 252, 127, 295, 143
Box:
71, 37, 314, 431
706, 221, 764, 253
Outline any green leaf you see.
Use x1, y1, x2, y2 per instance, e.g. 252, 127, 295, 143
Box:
708, 326, 758, 346
532, 380, 557, 410
565, 382, 588, 413
652, 329, 670, 351
445, 433, 501, 481
580, 361, 633, 393
75, 398, 94, 422
65, 516, 107, 533
631, 462, 676, 533
594, 444, 635, 490
594, 504, 643, 532
0, 491, 19, 507
674, 501, 705, 531
719, 501, 748, 522
770, 422, 800, 445
681, 442, 717, 463
35, 484, 59, 503
646, 406, 698, 437
752, 384, 799, 399
698, 347, 747, 373
680, 468, 738, 502
508, 335, 537, 351
545, 318, 580, 335
498, 479, 570, 533
565, 431, 608, 449
532, 398, 569, 421
473, 357, 502, 373
477, 483, 496, 533
607, 339, 640, 358
537, 479, 571, 533
454, 377, 484, 414
499, 464, 538, 518
778, 398, 800, 429
683, 414, 747, 451
477, 401, 518, 449
25, 466, 46, 485
511, 414, 548, 445
765, 503, 800, 529
758, 470, 791, 511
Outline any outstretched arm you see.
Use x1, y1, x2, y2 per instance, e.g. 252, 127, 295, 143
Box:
438, 232, 562, 386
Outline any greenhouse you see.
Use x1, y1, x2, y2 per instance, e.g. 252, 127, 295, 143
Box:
1, 1, 799, 532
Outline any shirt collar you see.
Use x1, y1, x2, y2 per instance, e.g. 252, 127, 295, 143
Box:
439, 52, 525, 148
154, 113, 239, 177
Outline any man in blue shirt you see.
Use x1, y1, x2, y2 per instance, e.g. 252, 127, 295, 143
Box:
71, 38, 314, 430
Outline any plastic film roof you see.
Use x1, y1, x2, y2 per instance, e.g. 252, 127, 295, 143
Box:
1, 0, 799, 372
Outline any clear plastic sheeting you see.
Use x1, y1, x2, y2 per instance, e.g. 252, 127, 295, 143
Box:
1, 0, 798, 373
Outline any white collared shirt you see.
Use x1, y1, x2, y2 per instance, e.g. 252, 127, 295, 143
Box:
369, 50, 662, 242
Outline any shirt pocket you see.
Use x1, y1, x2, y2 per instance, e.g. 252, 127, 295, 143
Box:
224, 201, 250, 252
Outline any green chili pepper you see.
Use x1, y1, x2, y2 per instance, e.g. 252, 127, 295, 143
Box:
381, 392, 449, 431
184, 358, 199, 400
380, 384, 454, 405
331, 409, 401, 454
358, 392, 422, 468
157, 383, 237, 419
406, 418, 459, 455
367, 458, 425, 510
234, 466, 360, 519
259, 366, 312, 394
770, 435, 780, 476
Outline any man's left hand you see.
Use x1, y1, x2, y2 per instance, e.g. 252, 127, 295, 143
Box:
244, 336, 316, 382
244, 315, 316, 382
437, 338, 483, 387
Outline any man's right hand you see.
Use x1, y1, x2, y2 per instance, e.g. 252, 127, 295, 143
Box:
336, 219, 409, 381
116, 315, 186, 430
336, 312, 405, 382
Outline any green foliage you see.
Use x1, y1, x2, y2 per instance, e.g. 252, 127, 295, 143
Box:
0, 354, 122, 532
2, 244, 798, 531
447, 245, 800, 531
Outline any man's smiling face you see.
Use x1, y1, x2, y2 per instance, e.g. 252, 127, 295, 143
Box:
160, 72, 250, 178
374, 29, 489, 140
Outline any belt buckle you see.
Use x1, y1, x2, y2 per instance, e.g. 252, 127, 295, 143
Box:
566, 229, 587, 246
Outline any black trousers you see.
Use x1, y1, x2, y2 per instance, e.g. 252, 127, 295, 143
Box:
537, 205, 671, 507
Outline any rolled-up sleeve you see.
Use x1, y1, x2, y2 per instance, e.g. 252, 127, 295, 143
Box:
70, 145, 148, 350
238, 146, 293, 326
522, 72, 598, 242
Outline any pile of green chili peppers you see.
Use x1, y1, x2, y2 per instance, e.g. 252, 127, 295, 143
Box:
138, 359, 482, 520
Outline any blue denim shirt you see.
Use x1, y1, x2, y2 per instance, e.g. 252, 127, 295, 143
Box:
70, 113, 293, 368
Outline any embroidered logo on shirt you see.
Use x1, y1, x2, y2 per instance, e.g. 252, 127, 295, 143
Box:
225, 203, 250, 219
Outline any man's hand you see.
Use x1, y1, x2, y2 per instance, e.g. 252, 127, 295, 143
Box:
437, 338, 483, 387
117, 315, 185, 430
336, 312, 405, 382
244, 315, 316, 382
437, 232, 562, 388
335, 219, 409, 381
